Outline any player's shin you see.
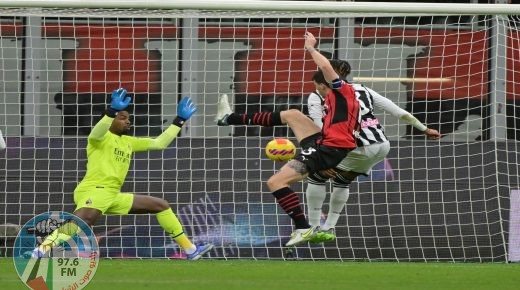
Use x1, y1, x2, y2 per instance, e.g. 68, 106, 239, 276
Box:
39, 222, 80, 252
272, 187, 310, 229
323, 181, 350, 231
305, 180, 328, 227
227, 111, 283, 126
156, 208, 197, 254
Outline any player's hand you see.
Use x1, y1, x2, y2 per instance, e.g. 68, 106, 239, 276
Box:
424, 128, 441, 140
304, 31, 317, 50
110, 88, 131, 111
177, 97, 197, 120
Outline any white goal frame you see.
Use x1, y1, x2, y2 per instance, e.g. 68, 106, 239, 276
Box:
1, 0, 519, 262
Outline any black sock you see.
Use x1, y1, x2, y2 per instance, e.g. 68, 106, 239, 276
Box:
226, 112, 282, 127
272, 187, 310, 229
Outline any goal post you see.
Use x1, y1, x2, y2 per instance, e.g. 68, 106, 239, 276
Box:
0, 0, 519, 262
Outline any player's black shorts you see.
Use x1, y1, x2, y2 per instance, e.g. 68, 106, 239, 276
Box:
294, 133, 351, 174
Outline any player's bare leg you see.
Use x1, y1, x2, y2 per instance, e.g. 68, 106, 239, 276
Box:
73, 207, 102, 226
130, 195, 213, 260
128, 195, 169, 214
279, 109, 320, 143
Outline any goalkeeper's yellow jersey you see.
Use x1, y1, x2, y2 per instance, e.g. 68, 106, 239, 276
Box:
75, 115, 181, 192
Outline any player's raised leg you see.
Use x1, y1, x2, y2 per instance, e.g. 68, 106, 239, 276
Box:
129, 195, 213, 260
216, 95, 320, 145
216, 94, 284, 127
216, 94, 321, 138
215, 94, 233, 125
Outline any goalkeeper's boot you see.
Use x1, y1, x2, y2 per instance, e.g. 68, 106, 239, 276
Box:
308, 228, 336, 243
215, 94, 232, 126
30, 244, 52, 259
186, 244, 214, 261
285, 226, 319, 247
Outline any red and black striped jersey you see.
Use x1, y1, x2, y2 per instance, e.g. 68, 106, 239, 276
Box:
319, 80, 360, 149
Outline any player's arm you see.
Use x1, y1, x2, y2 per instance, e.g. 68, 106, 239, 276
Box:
131, 97, 197, 152
88, 116, 113, 142
369, 88, 441, 140
307, 91, 324, 128
304, 31, 339, 84
0, 129, 6, 150
89, 88, 131, 142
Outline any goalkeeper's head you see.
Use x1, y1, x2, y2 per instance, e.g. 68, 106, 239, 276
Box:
330, 59, 351, 79
110, 110, 131, 135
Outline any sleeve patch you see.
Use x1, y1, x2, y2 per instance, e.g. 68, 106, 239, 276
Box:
331, 78, 343, 89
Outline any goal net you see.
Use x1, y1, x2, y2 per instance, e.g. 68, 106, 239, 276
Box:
1, 1, 518, 262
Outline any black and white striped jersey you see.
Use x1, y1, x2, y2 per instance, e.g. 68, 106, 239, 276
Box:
351, 84, 388, 146
307, 90, 325, 128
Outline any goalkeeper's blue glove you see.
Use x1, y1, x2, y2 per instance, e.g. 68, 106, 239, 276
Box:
110, 88, 131, 111
106, 88, 131, 117
173, 97, 197, 127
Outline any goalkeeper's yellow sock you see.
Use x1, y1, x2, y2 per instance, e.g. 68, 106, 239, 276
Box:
40, 222, 80, 250
156, 208, 196, 254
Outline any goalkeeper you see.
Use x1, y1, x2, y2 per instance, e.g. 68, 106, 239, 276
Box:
32, 88, 213, 260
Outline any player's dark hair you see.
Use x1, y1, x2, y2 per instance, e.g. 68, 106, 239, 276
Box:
312, 70, 330, 88
330, 59, 351, 79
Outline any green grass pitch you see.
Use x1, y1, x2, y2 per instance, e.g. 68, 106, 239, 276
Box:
1, 258, 520, 290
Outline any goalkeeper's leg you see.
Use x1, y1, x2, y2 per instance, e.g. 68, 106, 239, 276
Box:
32, 208, 101, 258
32, 222, 79, 258
129, 195, 213, 260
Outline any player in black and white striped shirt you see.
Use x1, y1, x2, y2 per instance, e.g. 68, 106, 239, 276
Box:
307, 59, 441, 242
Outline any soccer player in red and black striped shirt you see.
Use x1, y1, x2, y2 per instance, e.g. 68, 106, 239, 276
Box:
216, 32, 360, 246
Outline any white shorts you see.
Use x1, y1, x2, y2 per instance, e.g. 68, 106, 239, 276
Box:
335, 141, 390, 175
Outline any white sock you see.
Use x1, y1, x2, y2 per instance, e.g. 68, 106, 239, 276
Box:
305, 183, 327, 227
323, 186, 349, 231
184, 245, 197, 254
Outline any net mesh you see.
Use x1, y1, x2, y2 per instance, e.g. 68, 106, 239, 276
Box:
1, 5, 518, 261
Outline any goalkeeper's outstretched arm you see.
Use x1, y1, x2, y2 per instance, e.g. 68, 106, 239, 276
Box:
89, 88, 132, 142
131, 96, 198, 152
